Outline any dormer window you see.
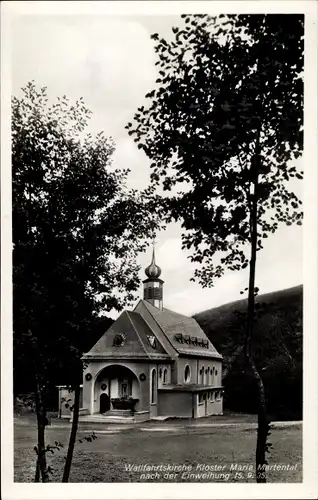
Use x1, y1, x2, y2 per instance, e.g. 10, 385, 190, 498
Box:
174, 333, 209, 348
113, 334, 125, 347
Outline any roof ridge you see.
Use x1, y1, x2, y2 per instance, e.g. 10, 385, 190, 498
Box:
162, 305, 194, 319
146, 300, 193, 321
140, 300, 178, 356
125, 310, 150, 357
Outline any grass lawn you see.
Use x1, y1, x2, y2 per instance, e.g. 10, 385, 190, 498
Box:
14, 417, 302, 483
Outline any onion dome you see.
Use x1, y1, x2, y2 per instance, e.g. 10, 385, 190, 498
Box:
145, 246, 161, 279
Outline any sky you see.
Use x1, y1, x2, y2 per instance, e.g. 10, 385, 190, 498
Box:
11, 13, 303, 319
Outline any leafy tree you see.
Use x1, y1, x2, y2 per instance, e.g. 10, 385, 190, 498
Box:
127, 14, 303, 482
12, 82, 160, 482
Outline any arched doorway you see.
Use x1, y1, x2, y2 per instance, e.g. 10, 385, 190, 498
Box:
94, 364, 141, 414
100, 393, 110, 413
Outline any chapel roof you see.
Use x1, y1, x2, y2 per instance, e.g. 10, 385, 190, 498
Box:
136, 300, 222, 359
83, 298, 221, 361
83, 310, 170, 360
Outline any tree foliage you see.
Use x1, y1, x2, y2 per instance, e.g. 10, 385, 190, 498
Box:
127, 14, 303, 284
13, 81, 160, 388
127, 13, 304, 483
12, 82, 161, 480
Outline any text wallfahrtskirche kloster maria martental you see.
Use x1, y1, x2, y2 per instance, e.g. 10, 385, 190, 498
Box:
124, 463, 299, 473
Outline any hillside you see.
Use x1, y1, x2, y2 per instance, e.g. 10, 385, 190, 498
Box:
193, 285, 303, 419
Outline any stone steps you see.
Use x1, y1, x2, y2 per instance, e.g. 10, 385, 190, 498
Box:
77, 410, 149, 424
104, 409, 134, 417
79, 415, 135, 423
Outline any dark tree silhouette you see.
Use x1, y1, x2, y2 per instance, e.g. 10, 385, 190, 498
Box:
127, 14, 304, 482
12, 82, 161, 481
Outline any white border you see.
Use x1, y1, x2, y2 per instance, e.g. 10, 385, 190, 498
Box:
1, 1, 318, 499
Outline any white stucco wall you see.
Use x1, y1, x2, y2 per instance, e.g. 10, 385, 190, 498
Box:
82, 360, 151, 414
176, 358, 198, 385
197, 359, 222, 386
157, 363, 171, 388
196, 390, 223, 417
175, 358, 222, 386
80, 356, 222, 419
158, 391, 193, 417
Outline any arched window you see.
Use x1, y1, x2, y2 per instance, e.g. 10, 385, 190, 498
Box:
211, 366, 215, 385
184, 365, 191, 383
163, 368, 167, 385
151, 369, 157, 404
201, 366, 205, 385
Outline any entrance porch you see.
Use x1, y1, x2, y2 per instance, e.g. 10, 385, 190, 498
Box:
94, 364, 141, 416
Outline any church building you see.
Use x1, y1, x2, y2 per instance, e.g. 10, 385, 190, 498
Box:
58, 249, 223, 422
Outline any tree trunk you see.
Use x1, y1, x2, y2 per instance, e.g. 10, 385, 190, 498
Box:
34, 384, 40, 482
245, 159, 270, 483
34, 458, 40, 482
34, 376, 49, 482
62, 384, 81, 483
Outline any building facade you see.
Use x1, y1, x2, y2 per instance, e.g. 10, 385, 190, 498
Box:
58, 249, 223, 422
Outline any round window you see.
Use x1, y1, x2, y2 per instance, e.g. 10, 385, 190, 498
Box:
113, 334, 125, 347
184, 365, 191, 383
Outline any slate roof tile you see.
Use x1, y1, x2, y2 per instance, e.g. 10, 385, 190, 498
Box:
84, 309, 169, 359
84, 299, 221, 361
140, 300, 222, 359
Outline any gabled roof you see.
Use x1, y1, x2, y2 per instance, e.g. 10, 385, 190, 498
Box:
83, 310, 170, 360
83, 299, 222, 361
135, 300, 222, 359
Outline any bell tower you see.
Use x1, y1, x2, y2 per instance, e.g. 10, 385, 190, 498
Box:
143, 246, 164, 310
